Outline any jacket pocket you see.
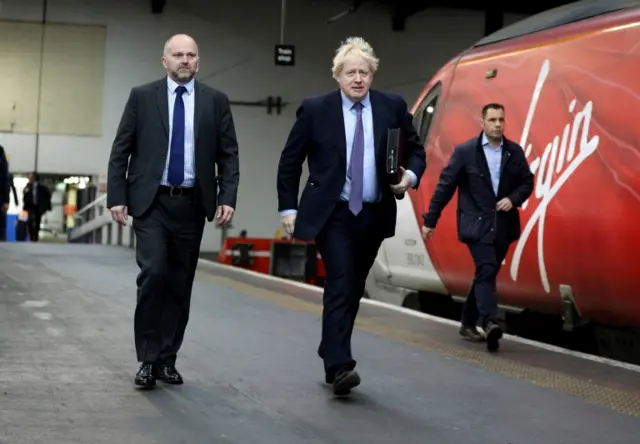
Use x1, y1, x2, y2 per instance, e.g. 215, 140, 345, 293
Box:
458, 211, 488, 243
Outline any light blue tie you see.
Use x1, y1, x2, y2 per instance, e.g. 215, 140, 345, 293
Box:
348, 102, 364, 215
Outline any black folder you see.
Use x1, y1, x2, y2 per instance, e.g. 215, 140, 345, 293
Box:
386, 128, 405, 200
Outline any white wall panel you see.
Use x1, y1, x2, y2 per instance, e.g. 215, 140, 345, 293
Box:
0, 0, 529, 250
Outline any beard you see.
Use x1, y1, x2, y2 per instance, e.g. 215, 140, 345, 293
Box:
172, 67, 195, 82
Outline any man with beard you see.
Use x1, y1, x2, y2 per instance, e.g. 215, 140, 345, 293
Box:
422, 103, 533, 352
107, 34, 240, 388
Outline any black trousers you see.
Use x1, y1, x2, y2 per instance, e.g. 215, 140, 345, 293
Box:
131, 190, 205, 365
315, 201, 384, 378
27, 212, 41, 242
461, 241, 510, 328
0, 207, 6, 241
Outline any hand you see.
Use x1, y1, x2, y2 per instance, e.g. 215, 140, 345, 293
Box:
421, 226, 434, 240
216, 205, 235, 226
390, 167, 411, 195
496, 198, 513, 212
281, 214, 296, 237
110, 205, 128, 226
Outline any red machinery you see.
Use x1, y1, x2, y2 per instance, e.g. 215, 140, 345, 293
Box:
217, 236, 326, 287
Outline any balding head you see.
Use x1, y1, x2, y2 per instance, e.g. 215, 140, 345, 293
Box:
161, 34, 199, 84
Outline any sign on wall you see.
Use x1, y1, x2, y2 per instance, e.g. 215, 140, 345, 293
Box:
274, 44, 295, 66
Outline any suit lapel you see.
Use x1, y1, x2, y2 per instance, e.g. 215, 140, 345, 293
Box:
475, 135, 495, 193
156, 80, 169, 138
194, 80, 205, 143
500, 141, 512, 178
328, 91, 348, 163
369, 90, 385, 159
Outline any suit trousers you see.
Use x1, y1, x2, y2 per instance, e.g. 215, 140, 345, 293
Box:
314, 201, 384, 378
0, 207, 6, 241
461, 241, 510, 328
131, 190, 205, 365
27, 212, 41, 242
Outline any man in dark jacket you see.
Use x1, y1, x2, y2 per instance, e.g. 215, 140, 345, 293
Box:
422, 103, 534, 352
0, 146, 12, 241
22, 172, 51, 242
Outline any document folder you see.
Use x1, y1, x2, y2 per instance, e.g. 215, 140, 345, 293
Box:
386, 128, 404, 200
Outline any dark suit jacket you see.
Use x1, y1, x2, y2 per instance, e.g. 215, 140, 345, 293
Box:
423, 132, 534, 245
9, 174, 18, 206
277, 89, 427, 241
0, 149, 9, 206
23, 183, 52, 216
107, 77, 240, 222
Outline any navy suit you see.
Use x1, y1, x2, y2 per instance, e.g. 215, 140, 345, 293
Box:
277, 89, 426, 379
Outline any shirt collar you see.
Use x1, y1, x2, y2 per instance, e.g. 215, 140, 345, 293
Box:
340, 89, 371, 110
167, 76, 195, 95
482, 132, 503, 150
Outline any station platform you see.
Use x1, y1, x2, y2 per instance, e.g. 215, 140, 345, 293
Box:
1, 242, 639, 443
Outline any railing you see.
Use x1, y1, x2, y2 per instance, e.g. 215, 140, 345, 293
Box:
67, 194, 135, 249
68, 193, 323, 287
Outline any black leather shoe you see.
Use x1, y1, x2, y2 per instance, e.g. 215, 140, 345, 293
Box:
459, 325, 485, 342
155, 364, 184, 385
333, 370, 360, 396
484, 321, 503, 352
135, 363, 156, 388
325, 373, 334, 384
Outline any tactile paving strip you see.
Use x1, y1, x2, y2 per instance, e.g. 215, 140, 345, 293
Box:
200, 272, 640, 419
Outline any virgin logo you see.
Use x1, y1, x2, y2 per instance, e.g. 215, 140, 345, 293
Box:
509, 59, 600, 293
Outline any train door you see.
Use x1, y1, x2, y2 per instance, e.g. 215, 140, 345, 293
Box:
381, 83, 448, 294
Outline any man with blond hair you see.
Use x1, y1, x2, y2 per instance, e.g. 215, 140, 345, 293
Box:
107, 33, 240, 388
277, 36, 426, 396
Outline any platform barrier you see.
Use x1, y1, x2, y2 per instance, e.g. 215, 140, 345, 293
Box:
67, 194, 136, 249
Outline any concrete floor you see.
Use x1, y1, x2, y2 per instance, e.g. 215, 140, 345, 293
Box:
1, 243, 639, 444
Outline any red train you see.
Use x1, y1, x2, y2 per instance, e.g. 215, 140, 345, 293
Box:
364, 0, 640, 360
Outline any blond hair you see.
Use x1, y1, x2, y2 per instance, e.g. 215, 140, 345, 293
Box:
331, 36, 379, 79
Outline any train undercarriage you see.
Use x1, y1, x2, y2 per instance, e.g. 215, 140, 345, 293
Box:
390, 288, 640, 366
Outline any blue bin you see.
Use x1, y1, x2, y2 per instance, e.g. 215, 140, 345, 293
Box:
5, 213, 17, 242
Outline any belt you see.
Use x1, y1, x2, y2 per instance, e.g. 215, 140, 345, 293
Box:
158, 185, 196, 197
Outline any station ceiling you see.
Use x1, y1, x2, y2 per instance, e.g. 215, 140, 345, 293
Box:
150, 0, 577, 29
343, 0, 577, 16
327, 0, 577, 30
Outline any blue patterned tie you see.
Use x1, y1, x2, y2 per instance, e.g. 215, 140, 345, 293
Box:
168, 85, 186, 186
348, 102, 364, 215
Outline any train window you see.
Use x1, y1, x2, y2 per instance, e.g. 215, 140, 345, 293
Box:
412, 83, 441, 145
